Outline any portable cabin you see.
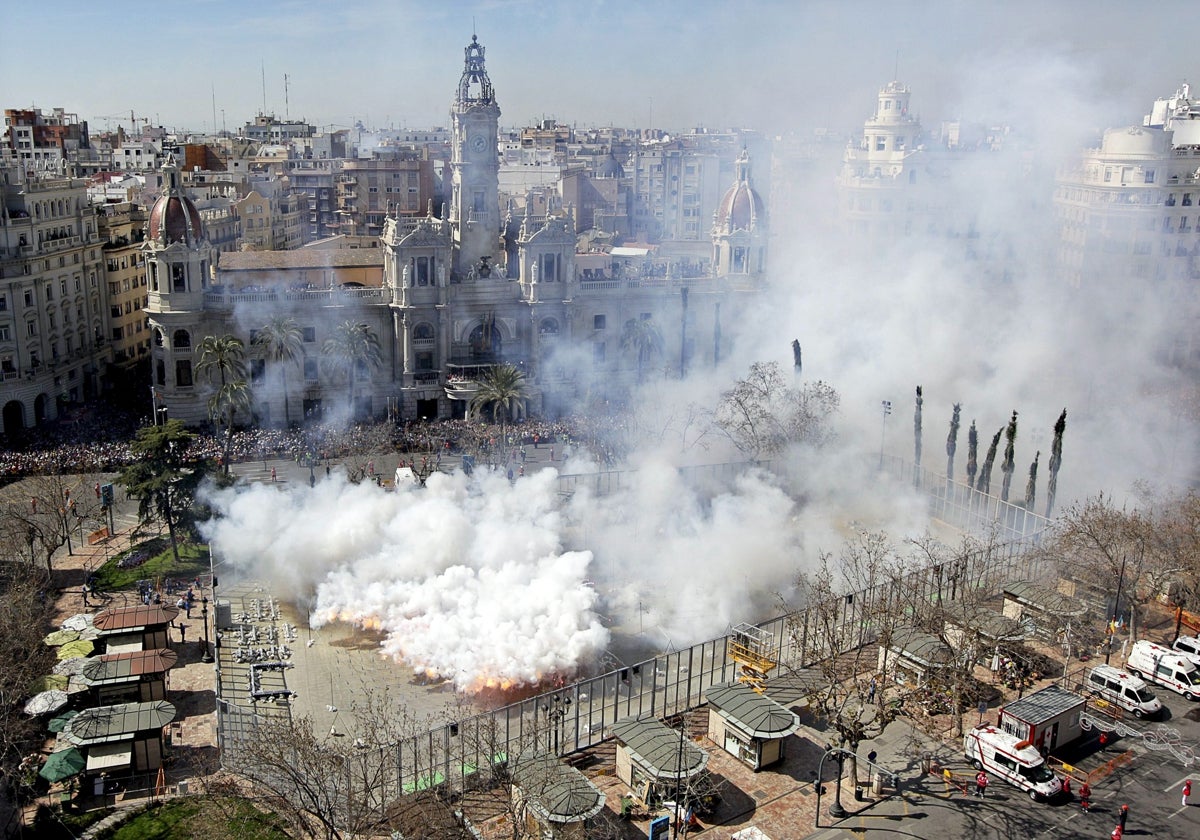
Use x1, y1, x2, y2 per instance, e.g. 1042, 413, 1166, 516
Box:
610, 717, 709, 806
59, 699, 177, 776
91, 605, 179, 654
997, 685, 1085, 755
80, 648, 177, 705
879, 626, 955, 687
704, 681, 801, 770
509, 753, 606, 840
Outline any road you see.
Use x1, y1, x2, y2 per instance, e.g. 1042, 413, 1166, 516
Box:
805, 686, 1200, 839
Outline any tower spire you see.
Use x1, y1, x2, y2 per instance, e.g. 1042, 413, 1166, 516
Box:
457, 34, 495, 107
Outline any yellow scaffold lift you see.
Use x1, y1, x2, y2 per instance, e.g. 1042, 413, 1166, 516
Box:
728, 623, 778, 693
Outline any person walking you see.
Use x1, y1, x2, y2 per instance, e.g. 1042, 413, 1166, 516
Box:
1183, 779, 1192, 807
975, 770, 988, 798
1079, 782, 1091, 813
1118, 804, 1128, 831
270, 466, 277, 482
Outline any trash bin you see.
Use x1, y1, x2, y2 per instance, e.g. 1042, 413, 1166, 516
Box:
920, 751, 933, 774
873, 776, 884, 795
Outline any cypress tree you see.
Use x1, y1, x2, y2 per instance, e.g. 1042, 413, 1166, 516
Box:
914, 386, 923, 485
1045, 408, 1067, 517
1000, 410, 1018, 502
1024, 451, 1040, 510
946, 403, 961, 480
966, 420, 979, 488
977, 428, 1002, 495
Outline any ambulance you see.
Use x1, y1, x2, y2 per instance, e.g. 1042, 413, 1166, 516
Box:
1125, 640, 1200, 701
1084, 664, 1163, 718
963, 725, 1063, 801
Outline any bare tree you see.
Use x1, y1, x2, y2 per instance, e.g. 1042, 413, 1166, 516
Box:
0, 563, 58, 833
0, 473, 107, 575
715, 361, 839, 457
1048, 495, 1150, 645
783, 533, 913, 788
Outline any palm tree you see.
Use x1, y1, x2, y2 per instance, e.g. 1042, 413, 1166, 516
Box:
208, 380, 253, 471
196, 334, 248, 389
470, 364, 529, 445
196, 334, 248, 473
620, 316, 664, 383
322, 321, 382, 420
253, 316, 304, 428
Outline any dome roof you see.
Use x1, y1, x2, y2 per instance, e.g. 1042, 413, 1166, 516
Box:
1101, 125, 1172, 158
596, 153, 624, 179
148, 194, 204, 244
716, 180, 765, 231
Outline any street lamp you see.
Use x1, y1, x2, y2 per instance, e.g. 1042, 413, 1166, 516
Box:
542, 694, 571, 755
879, 400, 892, 470
200, 596, 213, 663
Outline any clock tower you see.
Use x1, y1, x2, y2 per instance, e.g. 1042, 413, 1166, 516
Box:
450, 34, 501, 279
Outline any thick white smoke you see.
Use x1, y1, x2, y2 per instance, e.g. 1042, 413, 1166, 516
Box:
201, 469, 609, 691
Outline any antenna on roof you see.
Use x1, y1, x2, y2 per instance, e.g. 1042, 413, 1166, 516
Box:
894, 49, 900, 81
284, 73, 290, 120
261, 62, 267, 117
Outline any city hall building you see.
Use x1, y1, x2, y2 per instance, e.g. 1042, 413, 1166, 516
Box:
144, 36, 768, 426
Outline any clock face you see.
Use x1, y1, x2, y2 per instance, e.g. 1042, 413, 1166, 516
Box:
470, 134, 489, 155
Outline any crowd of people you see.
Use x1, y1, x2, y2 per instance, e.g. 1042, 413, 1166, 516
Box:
0, 402, 635, 480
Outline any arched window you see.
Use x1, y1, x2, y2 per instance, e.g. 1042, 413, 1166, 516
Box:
172, 329, 190, 349
539, 318, 560, 335
412, 323, 434, 341
153, 329, 164, 347
468, 323, 501, 359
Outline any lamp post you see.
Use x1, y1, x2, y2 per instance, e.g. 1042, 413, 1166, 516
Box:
879, 400, 892, 470
542, 694, 570, 755
200, 596, 213, 663
1105, 554, 1128, 666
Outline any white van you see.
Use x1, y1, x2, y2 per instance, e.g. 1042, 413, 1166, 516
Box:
963, 725, 1063, 801
1126, 640, 1200, 701
1084, 664, 1162, 718
1171, 635, 1200, 665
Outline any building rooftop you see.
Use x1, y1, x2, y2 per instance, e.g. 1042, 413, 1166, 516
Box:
1001, 685, 1085, 725
219, 249, 384, 271
61, 700, 177, 746
609, 717, 709, 781
704, 681, 801, 739
81, 648, 178, 686
510, 753, 606, 824
1003, 581, 1088, 617
887, 626, 955, 668
92, 605, 179, 634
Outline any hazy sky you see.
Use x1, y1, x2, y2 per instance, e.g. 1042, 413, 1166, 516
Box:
2, 0, 1194, 137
